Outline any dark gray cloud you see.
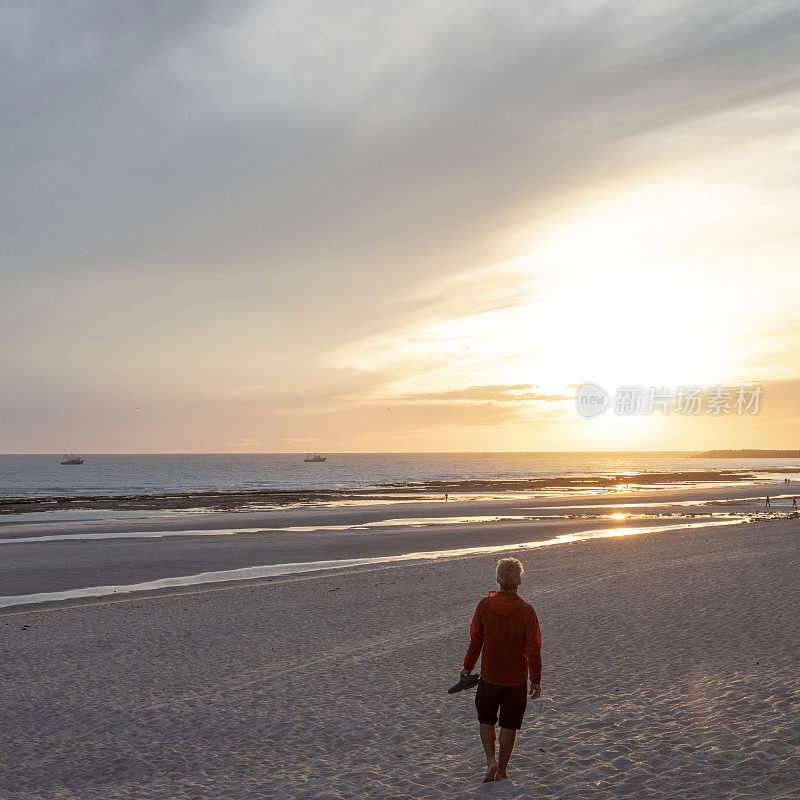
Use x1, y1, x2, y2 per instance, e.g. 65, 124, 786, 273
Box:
3, 1, 798, 284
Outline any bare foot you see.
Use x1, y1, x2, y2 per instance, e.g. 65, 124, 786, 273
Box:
482, 759, 498, 783
494, 771, 509, 781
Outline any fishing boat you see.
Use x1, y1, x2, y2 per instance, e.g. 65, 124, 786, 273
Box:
60, 454, 84, 465
304, 453, 327, 463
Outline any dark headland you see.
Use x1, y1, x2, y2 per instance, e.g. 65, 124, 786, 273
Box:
693, 449, 800, 458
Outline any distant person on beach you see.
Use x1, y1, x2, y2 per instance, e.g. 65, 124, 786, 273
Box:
793, 498, 797, 509
765, 496, 771, 507
461, 557, 542, 783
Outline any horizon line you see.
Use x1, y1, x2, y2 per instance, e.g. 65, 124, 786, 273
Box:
1, 449, 795, 457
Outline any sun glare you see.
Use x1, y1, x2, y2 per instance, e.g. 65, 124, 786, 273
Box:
525, 184, 751, 390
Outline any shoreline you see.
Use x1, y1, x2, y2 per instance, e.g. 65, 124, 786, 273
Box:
0, 480, 788, 533
0, 468, 775, 515
1, 482, 795, 611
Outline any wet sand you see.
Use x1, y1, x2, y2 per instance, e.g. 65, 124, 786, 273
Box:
0, 483, 793, 605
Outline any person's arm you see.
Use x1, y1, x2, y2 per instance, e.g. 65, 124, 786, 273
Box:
460, 601, 484, 676
525, 608, 542, 697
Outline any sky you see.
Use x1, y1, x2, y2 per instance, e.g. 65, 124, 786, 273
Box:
2, 0, 800, 453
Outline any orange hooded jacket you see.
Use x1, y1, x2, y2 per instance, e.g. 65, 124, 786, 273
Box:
463, 590, 542, 687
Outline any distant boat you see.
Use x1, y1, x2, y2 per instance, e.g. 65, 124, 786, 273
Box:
60, 454, 84, 465
304, 453, 327, 463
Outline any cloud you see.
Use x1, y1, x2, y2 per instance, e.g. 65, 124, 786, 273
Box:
395, 385, 570, 404
4, 0, 799, 286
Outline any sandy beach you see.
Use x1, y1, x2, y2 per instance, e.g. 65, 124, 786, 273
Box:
2, 512, 798, 799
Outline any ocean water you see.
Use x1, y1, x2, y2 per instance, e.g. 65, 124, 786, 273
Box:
1, 452, 797, 499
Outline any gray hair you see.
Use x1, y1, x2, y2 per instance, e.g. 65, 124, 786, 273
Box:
496, 557, 524, 590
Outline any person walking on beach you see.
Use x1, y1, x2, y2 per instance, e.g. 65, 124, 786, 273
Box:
765, 496, 771, 507
461, 557, 542, 783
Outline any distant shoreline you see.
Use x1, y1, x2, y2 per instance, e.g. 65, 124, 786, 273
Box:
692, 449, 800, 458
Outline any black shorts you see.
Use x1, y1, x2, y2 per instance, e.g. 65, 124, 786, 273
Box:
475, 679, 528, 730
